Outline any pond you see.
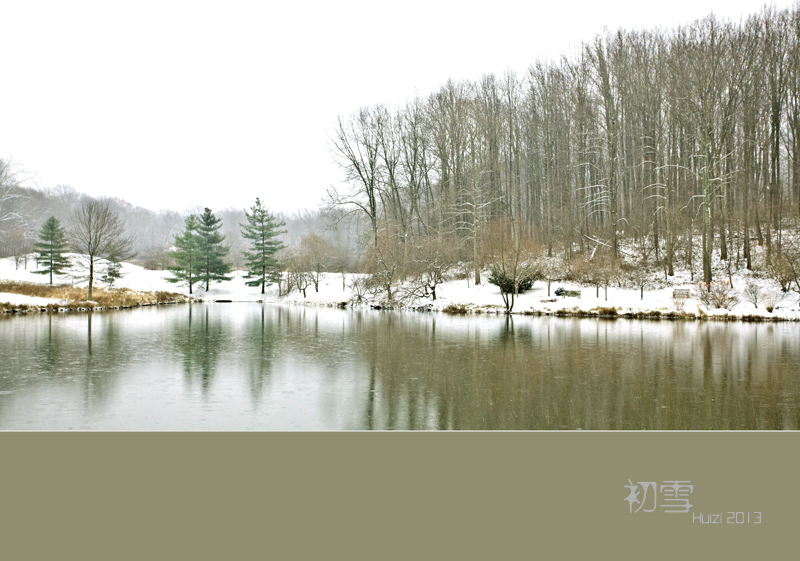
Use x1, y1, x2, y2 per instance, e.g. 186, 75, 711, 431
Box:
1, 303, 798, 430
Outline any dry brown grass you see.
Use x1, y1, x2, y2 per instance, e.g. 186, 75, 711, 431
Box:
0, 280, 187, 312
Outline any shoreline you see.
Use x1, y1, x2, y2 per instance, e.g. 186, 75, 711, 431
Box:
0, 297, 188, 315
2, 279, 798, 322
2, 296, 798, 322
7, 294, 791, 323
2, 256, 799, 322
297, 298, 800, 322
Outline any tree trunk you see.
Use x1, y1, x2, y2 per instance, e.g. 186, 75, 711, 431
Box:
88, 258, 94, 301
702, 156, 713, 287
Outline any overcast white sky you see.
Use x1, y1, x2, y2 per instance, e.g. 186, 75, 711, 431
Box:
1, 0, 795, 215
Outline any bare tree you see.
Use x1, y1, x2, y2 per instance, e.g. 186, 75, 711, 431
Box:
298, 232, 334, 292
536, 255, 562, 297
482, 217, 539, 312
7, 225, 32, 269
329, 108, 382, 247
69, 199, 134, 301
0, 159, 31, 257
586, 253, 617, 300
588, 36, 622, 258
0, 158, 25, 224
363, 227, 404, 305
284, 249, 312, 298
404, 234, 457, 301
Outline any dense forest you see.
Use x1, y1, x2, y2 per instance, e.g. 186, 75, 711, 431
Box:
2, 5, 800, 305
328, 4, 800, 298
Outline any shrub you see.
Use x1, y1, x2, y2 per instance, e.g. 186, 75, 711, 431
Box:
554, 287, 581, 297
488, 269, 540, 294
694, 282, 738, 311
348, 277, 368, 305
672, 292, 690, 311
761, 291, 786, 313
591, 307, 618, 316
741, 280, 764, 308
766, 254, 796, 293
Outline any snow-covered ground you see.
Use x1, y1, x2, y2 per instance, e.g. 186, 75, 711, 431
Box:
2, 254, 799, 320
0, 292, 66, 306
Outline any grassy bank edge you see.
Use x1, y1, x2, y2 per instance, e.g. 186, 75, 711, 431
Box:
0, 280, 188, 314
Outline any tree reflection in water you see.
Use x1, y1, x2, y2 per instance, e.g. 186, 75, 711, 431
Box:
0, 306, 799, 429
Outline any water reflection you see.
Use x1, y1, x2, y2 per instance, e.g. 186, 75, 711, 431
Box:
242, 305, 276, 405
0, 304, 798, 430
173, 306, 225, 395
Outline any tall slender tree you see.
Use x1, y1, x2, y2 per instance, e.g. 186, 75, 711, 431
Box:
32, 216, 71, 284
167, 214, 202, 294
196, 208, 231, 291
240, 198, 286, 294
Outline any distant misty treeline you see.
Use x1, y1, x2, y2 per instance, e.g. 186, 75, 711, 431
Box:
329, 4, 800, 287
0, 180, 359, 270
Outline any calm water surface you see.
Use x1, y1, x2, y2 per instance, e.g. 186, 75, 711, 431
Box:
1, 303, 798, 430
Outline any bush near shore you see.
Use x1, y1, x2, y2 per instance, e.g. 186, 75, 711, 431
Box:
0, 280, 187, 313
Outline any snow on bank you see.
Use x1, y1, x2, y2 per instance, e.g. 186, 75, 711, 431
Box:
2, 256, 799, 320
0, 292, 65, 306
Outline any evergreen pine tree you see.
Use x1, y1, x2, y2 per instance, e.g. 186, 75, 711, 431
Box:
240, 198, 286, 294
196, 208, 231, 291
166, 214, 202, 294
101, 251, 124, 288
32, 216, 71, 284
